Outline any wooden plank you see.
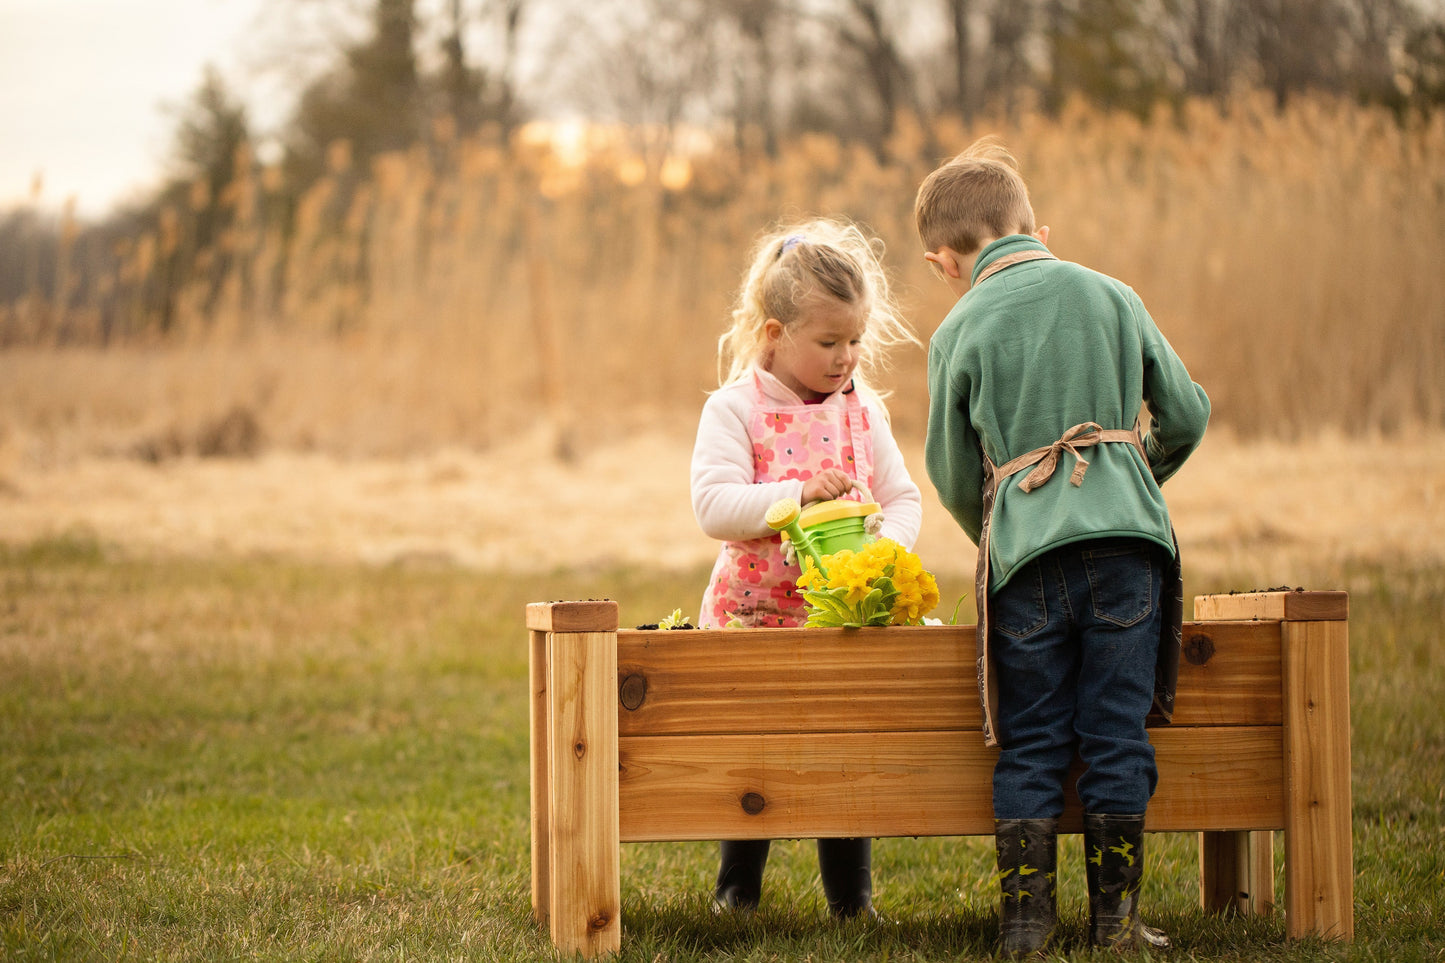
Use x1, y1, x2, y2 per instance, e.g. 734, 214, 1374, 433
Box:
1281, 620, 1354, 940
618, 625, 974, 735
1200, 830, 1275, 917
1174, 622, 1283, 726
617, 726, 1284, 841
528, 629, 550, 925
547, 630, 621, 957
526, 600, 619, 633
1195, 591, 1347, 623
617, 621, 1282, 734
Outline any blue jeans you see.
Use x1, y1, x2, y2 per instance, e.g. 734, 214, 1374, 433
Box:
989, 538, 1164, 820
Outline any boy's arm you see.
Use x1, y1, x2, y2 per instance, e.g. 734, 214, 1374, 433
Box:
1136, 296, 1211, 485
925, 343, 986, 546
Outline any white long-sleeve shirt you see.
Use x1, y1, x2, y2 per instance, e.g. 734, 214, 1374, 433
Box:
690, 368, 923, 548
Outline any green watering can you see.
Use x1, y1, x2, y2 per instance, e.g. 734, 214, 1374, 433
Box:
765, 495, 881, 576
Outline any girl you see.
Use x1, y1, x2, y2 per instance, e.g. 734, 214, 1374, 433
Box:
689, 216, 924, 918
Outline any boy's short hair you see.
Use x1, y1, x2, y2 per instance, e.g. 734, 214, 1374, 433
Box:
914, 137, 1036, 255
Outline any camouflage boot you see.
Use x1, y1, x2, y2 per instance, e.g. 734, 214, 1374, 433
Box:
994, 818, 1058, 958
1083, 813, 1171, 950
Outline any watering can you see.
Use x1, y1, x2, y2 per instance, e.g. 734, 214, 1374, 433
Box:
765, 495, 881, 575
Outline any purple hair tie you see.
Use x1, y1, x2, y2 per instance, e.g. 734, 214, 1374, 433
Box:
780, 234, 806, 255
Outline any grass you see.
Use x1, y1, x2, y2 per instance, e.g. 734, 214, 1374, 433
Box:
1, 536, 1441, 960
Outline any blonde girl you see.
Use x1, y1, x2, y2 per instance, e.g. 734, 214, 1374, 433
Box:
688, 216, 924, 917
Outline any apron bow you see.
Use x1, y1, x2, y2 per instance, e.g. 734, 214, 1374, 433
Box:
1016, 422, 1106, 492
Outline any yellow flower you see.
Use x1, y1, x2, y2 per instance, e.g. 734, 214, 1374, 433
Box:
801, 538, 939, 626
797, 565, 824, 591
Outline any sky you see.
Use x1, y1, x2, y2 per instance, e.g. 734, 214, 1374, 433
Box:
0, 0, 270, 219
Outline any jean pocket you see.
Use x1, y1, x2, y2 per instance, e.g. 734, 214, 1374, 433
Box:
1084, 545, 1154, 628
993, 566, 1048, 639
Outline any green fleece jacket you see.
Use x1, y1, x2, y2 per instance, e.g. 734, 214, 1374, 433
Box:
926, 235, 1210, 591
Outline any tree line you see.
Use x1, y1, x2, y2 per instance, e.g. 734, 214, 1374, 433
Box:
3, 0, 1444, 332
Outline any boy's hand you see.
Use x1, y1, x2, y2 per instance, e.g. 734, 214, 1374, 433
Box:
802, 469, 854, 504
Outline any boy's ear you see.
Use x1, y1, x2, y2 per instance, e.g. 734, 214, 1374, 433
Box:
1033, 225, 1050, 245
924, 248, 965, 279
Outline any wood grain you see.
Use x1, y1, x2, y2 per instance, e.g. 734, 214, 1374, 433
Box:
1194, 591, 1348, 622
617, 621, 1283, 734
617, 726, 1284, 841
547, 630, 621, 956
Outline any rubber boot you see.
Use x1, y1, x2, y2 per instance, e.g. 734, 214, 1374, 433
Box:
1083, 813, 1171, 950
714, 839, 770, 912
817, 837, 876, 919
994, 818, 1059, 958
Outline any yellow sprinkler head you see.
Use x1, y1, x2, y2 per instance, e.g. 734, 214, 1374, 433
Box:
765, 498, 802, 531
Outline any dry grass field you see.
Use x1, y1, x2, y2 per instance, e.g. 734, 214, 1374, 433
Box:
4, 414, 1444, 604
2, 94, 1443, 592
4, 94, 1444, 441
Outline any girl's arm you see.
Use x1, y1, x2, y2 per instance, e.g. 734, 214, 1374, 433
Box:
863, 399, 923, 549
691, 391, 806, 542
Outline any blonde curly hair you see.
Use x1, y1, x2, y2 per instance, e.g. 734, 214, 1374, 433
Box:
716, 216, 918, 389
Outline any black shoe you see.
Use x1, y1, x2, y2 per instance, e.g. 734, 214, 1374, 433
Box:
711, 883, 758, 916
713, 839, 768, 914
1083, 813, 1171, 951
818, 837, 875, 919
994, 818, 1059, 958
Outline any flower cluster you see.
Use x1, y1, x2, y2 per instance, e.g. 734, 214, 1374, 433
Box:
795, 538, 940, 628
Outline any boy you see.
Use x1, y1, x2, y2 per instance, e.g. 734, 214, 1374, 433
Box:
915, 138, 1209, 957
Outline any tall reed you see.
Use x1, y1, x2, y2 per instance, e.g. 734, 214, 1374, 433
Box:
2, 94, 1441, 455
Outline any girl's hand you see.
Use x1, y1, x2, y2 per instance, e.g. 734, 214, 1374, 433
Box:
802, 469, 853, 504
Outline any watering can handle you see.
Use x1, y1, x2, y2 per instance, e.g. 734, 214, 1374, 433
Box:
801, 482, 873, 508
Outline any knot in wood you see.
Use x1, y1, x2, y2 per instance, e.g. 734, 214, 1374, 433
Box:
1183, 633, 1216, 666
573, 739, 587, 759
740, 792, 766, 815
619, 673, 647, 711
588, 911, 612, 932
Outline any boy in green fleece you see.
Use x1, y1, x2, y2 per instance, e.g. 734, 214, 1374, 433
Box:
915, 137, 1209, 957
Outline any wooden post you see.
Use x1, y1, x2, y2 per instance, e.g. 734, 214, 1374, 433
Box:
1199, 829, 1274, 917
1280, 613, 1353, 940
528, 626, 550, 925
1193, 591, 1352, 940
526, 601, 622, 958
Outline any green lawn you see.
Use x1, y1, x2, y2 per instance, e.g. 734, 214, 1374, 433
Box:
1, 536, 1440, 960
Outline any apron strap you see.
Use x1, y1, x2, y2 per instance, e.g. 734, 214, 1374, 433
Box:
993, 422, 1147, 493
973, 249, 1057, 286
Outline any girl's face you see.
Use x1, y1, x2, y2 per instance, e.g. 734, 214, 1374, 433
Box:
765, 294, 868, 402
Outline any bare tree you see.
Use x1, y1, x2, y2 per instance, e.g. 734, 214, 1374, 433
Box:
983, 0, 1042, 116
945, 0, 977, 119
707, 0, 787, 154
1165, 0, 1250, 100
433, 0, 528, 137
1252, 0, 1353, 108
559, 0, 721, 156
1339, 0, 1416, 104
815, 0, 924, 150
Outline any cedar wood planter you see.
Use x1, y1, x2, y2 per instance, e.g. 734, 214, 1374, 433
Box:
526, 590, 1353, 957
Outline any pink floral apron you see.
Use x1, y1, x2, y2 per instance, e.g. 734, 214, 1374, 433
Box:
699, 373, 875, 628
